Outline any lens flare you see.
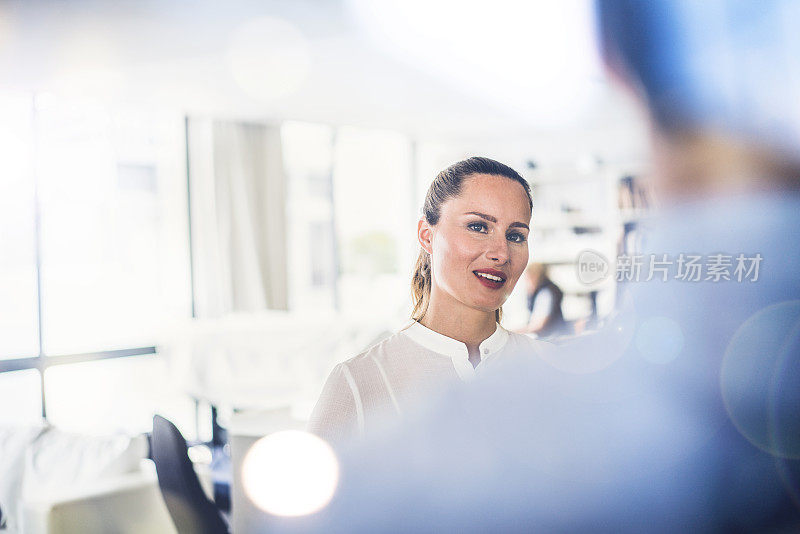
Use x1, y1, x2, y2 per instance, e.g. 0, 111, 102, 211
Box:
721, 301, 800, 459
241, 430, 339, 517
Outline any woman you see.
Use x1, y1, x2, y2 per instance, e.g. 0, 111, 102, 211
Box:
307, 157, 550, 444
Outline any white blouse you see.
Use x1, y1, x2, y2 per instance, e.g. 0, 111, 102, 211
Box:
307, 320, 550, 444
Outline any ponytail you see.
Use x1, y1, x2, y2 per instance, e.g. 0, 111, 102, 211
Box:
410, 248, 432, 321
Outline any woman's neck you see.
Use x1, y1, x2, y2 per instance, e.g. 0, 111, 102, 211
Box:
419, 289, 497, 353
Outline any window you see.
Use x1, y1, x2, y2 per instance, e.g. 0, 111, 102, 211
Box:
0, 93, 39, 361
332, 127, 415, 320
282, 122, 415, 321
44, 356, 196, 435
36, 100, 191, 354
282, 122, 338, 312
0, 370, 42, 425
0, 92, 193, 434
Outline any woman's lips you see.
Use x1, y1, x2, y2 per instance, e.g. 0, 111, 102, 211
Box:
473, 271, 505, 289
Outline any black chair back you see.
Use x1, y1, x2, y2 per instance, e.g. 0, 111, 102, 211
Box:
152, 415, 229, 534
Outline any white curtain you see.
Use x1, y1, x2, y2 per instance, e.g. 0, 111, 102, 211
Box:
187, 118, 288, 317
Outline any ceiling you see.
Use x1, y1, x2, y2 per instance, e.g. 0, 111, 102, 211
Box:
0, 0, 647, 148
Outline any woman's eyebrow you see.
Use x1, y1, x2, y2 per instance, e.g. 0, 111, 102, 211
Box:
465, 211, 529, 230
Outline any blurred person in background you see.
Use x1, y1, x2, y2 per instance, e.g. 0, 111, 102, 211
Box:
515, 262, 566, 338
307, 157, 550, 444
266, 0, 800, 531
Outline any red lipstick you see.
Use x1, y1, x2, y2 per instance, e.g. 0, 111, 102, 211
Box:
472, 268, 506, 289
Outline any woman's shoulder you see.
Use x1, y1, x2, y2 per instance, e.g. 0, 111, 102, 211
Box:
338, 326, 414, 371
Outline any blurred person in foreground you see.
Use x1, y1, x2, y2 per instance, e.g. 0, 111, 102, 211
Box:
266, 0, 800, 531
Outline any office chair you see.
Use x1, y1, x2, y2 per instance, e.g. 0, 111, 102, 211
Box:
151, 415, 230, 534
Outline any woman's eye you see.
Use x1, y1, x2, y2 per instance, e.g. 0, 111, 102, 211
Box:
507, 232, 527, 243
467, 222, 487, 232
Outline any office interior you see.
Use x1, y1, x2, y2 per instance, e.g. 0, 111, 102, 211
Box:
0, 1, 657, 532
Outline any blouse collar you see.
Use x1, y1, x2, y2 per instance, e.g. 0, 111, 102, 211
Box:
400, 320, 509, 381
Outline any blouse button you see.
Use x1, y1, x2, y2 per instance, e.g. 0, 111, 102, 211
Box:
483, 348, 489, 355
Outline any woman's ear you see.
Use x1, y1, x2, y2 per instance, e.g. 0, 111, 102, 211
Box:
417, 218, 433, 255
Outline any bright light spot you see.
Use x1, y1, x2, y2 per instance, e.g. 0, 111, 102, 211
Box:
635, 316, 684, 365
227, 17, 311, 101
242, 430, 339, 517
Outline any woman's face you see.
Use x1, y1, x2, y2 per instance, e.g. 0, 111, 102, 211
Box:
419, 173, 532, 315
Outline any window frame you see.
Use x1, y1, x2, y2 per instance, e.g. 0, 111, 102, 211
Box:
0, 96, 189, 421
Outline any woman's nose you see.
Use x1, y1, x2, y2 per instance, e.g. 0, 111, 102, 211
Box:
486, 234, 509, 263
